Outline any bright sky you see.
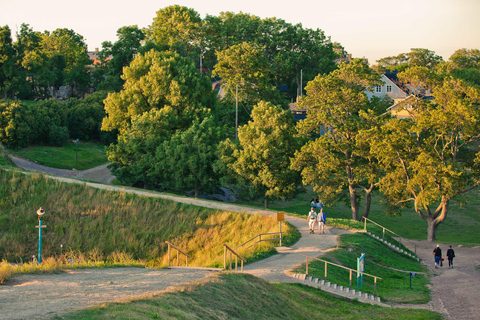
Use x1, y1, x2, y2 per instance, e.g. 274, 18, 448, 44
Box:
1, 0, 479, 64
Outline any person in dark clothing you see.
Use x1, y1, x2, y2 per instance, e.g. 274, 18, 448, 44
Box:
447, 245, 455, 268
433, 245, 442, 268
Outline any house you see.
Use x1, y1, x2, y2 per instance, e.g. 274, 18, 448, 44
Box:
366, 71, 409, 102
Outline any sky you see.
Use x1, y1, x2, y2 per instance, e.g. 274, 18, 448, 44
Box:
1, 0, 479, 64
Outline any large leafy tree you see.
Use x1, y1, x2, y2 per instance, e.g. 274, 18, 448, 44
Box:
368, 72, 480, 241
145, 5, 202, 57
212, 42, 284, 128
102, 49, 215, 134
0, 25, 15, 99
98, 25, 146, 91
103, 50, 217, 187
291, 59, 386, 221
154, 117, 228, 197
375, 48, 444, 73
219, 101, 303, 208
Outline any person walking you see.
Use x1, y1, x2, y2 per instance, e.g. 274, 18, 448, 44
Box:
433, 244, 442, 268
446, 245, 455, 268
308, 207, 317, 234
317, 208, 326, 234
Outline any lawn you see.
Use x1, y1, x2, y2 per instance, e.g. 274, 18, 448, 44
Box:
12, 141, 108, 170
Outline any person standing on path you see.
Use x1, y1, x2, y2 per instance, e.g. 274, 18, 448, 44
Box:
317, 208, 326, 234
433, 244, 442, 268
446, 245, 455, 268
308, 207, 317, 234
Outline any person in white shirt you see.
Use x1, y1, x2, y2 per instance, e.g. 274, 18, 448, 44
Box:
317, 208, 326, 234
308, 208, 317, 234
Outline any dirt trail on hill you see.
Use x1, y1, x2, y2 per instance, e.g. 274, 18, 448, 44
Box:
3, 157, 480, 319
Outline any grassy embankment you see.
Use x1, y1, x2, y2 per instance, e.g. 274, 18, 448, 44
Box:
12, 140, 109, 170
294, 233, 429, 303
0, 169, 299, 284
251, 189, 480, 246
53, 273, 440, 320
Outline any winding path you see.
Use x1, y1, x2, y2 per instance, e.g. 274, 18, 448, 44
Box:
2, 157, 480, 319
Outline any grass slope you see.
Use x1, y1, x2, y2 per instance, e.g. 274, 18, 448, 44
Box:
12, 141, 108, 170
294, 233, 429, 303
53, 273, 441, 320
0, 169, 298, 271
256, 190, 480, 246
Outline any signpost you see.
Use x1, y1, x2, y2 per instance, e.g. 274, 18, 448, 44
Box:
357, 253, 365, 290
410, 272, 417, 288
277, 212, 284, 246
36, 207, 47, 263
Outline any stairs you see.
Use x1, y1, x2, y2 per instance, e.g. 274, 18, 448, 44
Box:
289, 273, 385, 305
365, 231, 419, 261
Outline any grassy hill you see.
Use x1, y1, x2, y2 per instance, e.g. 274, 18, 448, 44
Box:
54, 273, 441, 320
0, 169, 298, 271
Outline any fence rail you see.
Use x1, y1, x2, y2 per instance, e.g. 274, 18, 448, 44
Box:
363, 217, 417, 255
234, 232, 283, 251
301, 253, 382, 296
165, 241, 191, 267
224, 244, 246, 272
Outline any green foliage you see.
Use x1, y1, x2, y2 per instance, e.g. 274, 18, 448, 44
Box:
292, 59, 386, 221
376, 48, 443, 72
102, 50, 215, 134
219, 101, 303, 206
145, 5, 203, 56
97, 26, 146, 91
55, 273, 441, 320
367, 70, 480, 240
153, 116, 228, 196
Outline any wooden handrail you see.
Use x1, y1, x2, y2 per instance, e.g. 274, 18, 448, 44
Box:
301, 253, 382, 296
234, 232, 283, 251
363, 217, 417, 255
224, 244, 246, 272
165, 241, 191, 267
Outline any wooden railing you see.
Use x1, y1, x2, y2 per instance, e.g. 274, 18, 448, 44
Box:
165, 241, 191, 267
234, 232, 283, 251
363, 217, 417, 255
301, 253, 382, 296
224, 244, 246, 272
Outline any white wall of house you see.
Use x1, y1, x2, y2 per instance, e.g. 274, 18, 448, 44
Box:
366, 74, 407, 101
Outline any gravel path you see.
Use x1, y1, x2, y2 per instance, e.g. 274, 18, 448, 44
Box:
4, 157, 480, 319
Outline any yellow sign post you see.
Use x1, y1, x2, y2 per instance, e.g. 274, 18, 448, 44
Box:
277, 213, 284, 246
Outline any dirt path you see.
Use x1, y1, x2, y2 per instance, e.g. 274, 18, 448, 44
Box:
399, 241, 480, 320
3, 158, 480, 319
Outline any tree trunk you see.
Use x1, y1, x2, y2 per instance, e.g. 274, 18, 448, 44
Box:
426, 218, 439, 242
194, 183, 199, 198
424, 198, 449, 241
264, 197, 268, 209
349, 184, 359, 221
361, 186, 373, 220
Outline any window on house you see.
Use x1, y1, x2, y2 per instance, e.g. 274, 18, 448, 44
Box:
386, 85, 392, 92
375, 86, 382, 93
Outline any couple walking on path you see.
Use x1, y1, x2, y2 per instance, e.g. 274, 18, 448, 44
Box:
434, 244, 456, 269
308, 206, 326, 234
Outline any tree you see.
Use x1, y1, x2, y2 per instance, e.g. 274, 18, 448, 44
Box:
103, 50, 217, 187
376, 48, 443, 72
98, 25, 146, 91
291, 59, 386, 221
102, 49, 215, 134
145, 5, 202, 56
154, 117, 228, 197
368, 74, 480, 241
219, 101, 303, 208
448, 48, 480, 70
212, 42, 283, 128
0, 25, 15, 99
